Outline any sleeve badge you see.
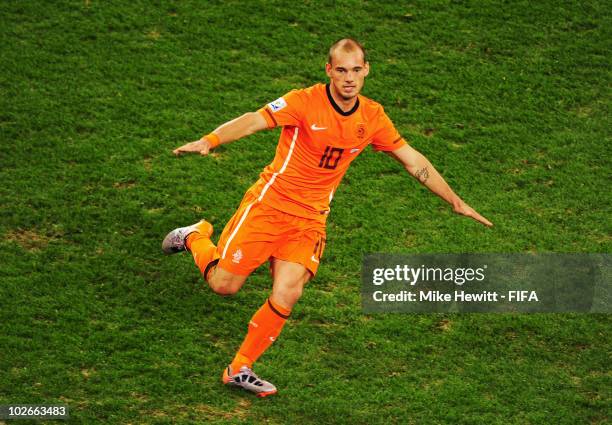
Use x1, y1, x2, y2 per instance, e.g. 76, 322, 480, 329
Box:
268, 97, 288, 112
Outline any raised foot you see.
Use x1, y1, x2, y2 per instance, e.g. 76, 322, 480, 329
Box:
161, 219, 213, 254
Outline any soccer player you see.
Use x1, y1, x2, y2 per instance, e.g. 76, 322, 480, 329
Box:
162, 38, 492, 397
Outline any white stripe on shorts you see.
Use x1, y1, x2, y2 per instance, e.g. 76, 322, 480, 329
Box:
221, 202, 254, 260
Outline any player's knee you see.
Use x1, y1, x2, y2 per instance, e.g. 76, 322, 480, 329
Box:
289, 283, 304, 301
210, 279, 240, 296
275, 281, 304, 306
208, 273, 243, 296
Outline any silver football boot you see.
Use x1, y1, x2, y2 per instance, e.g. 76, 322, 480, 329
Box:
161, 219, 212, 254
222, 365, 277, 397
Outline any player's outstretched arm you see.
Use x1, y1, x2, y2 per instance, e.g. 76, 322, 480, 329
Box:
386, 145, 493, 227
173, 112, 268, 156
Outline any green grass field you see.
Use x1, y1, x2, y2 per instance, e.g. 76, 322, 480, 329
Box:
1, 1, 610, 423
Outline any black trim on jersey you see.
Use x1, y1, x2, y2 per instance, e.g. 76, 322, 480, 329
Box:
326, 83, 360, 116
264, 107, 278, 126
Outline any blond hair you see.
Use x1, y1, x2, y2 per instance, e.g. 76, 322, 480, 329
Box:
328, 38, 367, 65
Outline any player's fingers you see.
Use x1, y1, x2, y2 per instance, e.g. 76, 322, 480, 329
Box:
482, 217, 493, 227
455, 203, 493, 228
470, 210, 493, 227
173, 142, 200, 156
173, 147, 191, 156
199, 141, 212, 155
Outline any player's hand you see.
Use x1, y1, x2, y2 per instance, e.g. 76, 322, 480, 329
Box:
173, 139, 211, 156
453, 200, 493, 227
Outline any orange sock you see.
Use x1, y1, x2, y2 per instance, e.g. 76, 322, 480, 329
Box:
186, 232, 218, 278
230, 297, 291, 371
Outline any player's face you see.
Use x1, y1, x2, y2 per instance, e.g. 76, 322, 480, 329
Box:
326, 50, 370, 101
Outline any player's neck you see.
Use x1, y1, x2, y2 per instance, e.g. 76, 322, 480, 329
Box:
328, 83, 358, 113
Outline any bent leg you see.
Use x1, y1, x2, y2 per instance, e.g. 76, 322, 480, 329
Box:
186, 230, 247, 296
207, 265, 248, 296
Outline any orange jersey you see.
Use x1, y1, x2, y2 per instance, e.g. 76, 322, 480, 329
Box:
252, 83, 406, 223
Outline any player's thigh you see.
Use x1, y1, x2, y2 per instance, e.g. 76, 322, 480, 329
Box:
272, 224, 326, 278
216, 197, 276, 276
270, 259, 312, 309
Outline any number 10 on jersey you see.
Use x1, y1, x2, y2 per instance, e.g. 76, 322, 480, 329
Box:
318, 146, 344, 170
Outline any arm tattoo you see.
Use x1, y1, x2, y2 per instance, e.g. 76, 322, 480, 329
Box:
415, 166, 429, 183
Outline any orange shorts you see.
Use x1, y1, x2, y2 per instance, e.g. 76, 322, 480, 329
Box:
216, 191, 326, 276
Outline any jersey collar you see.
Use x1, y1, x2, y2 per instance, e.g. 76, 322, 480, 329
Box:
326, 83, 360, 116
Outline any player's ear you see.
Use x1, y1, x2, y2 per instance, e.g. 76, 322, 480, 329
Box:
325, 62, 332, 77
364, 61, 370, 77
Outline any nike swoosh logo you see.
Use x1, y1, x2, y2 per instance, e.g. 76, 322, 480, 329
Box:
311, 124, 327, 131
350, 148, 360, 153
311, 255, 320, 263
